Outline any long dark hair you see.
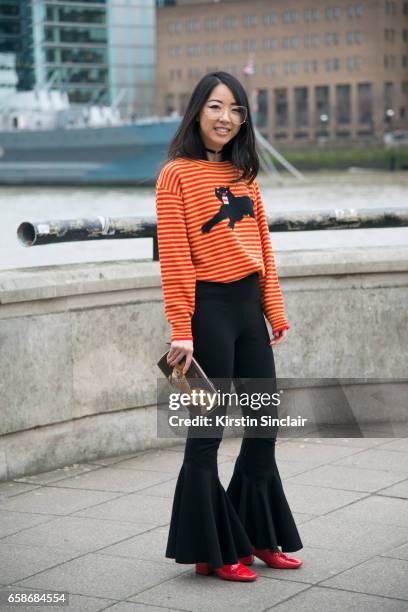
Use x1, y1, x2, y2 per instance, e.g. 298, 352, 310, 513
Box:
166, 71, 259, 185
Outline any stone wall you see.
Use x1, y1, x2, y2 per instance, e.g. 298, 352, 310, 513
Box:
0, 246, 407, 480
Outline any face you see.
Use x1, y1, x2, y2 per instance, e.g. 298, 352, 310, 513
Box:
198, 83, 243, 151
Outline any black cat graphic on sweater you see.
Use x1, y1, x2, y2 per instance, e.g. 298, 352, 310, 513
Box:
201, 187, 255, 233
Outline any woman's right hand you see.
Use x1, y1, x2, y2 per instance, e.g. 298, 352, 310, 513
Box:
167, 340, 194, 374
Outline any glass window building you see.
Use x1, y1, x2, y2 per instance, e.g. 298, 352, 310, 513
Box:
0, 0, 155, 117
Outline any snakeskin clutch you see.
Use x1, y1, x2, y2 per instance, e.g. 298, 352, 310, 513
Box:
157, 345, 219, 416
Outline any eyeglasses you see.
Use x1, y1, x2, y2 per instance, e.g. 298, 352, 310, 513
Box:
202, 102, 247, 125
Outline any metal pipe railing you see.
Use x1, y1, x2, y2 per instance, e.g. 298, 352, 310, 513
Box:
17, 207, 408, 262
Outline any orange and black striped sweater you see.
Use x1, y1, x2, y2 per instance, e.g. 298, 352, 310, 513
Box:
155, 157, 290, 342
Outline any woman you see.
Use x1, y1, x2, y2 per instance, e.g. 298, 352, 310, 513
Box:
155, 71, 303, 582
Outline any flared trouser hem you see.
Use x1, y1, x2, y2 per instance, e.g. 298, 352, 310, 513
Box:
165, 439, 303, 568
165, 460, 253, 569
226, 440, 303, 553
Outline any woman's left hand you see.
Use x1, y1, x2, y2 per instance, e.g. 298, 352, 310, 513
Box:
270, 328, 288, 346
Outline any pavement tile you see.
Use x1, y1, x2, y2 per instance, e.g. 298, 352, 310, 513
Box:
281, 482, 367, 515
285, 464, 407, 493
50, 466, 174, 493
275, 442, 365, 467
380, 542, 408, 561
14, 464, 102, 485
275, 461, 316, 479
282, 437, 398, 449
299, 514, 408, 555
136, 478, 177, 499
113, 450, 185, 474
96, 526, 172, 564
73, 493, 173, 527
291, 512, 317, 525
248, 545, 376, 584
162, 444, 186, 453
128, 572, 308, 612
0, 516, 152, 555
265, 585, 407, 611
217, 462, 234, 483
375, 439, 408, 452
0, 542, 79, 583
377, 479, 408, 499
87, 452, 148, 466
103, 603, 185, 612
0, 481, 40, 501
326, 495, 408, 528
0, 509, 55, 538
332, 448, 408, 473
16, 553, 188, 600
217, 438, 244, 455
0, 486, 121, 515
320, 556, 408, 600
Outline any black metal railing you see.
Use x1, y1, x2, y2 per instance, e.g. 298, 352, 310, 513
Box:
17, 207, 408, 262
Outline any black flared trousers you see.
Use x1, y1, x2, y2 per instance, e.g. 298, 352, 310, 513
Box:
165, 272, 303, 569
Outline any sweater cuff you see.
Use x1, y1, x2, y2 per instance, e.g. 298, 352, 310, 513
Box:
268, 319, 290, 334
272, 324, 290, 336
170, 320, 193, 342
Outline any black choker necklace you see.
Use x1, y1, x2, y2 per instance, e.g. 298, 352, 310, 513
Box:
205, 147, 223, 154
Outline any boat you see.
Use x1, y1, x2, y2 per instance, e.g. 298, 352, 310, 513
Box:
0, 88, 181, 185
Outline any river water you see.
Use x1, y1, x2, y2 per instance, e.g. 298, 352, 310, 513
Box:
0, 169, 407, 272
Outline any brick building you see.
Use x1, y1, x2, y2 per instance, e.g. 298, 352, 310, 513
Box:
156, 0, 408, 144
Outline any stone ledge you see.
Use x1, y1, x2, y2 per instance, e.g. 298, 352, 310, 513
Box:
1, 246, 407, 305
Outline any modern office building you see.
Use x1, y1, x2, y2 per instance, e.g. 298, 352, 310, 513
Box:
0, 0, 156, 117
0, 0, 34, 90
108, 1, 156, 117
156, 0, 408, 143
31, 0, 110, 104
0, 52, 18, 99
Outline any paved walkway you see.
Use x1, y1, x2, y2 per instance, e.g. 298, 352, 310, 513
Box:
0, 436, 407, 611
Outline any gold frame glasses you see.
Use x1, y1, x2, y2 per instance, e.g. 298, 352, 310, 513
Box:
203, 102, 248, 125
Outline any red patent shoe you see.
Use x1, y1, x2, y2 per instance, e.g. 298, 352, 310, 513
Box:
240, 548, 303, 569
195, 560, 257, 581
239, 553, 255, 565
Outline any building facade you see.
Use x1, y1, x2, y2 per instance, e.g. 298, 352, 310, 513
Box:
0, 0, 34, 90
0, 52, 18, 99
31, 0, 110, 104
107, 0, 156, 117
0, 0, 156, 117
156, 0, 408, 144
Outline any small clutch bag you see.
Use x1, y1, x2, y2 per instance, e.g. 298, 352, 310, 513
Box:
157, 343, 219, 416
